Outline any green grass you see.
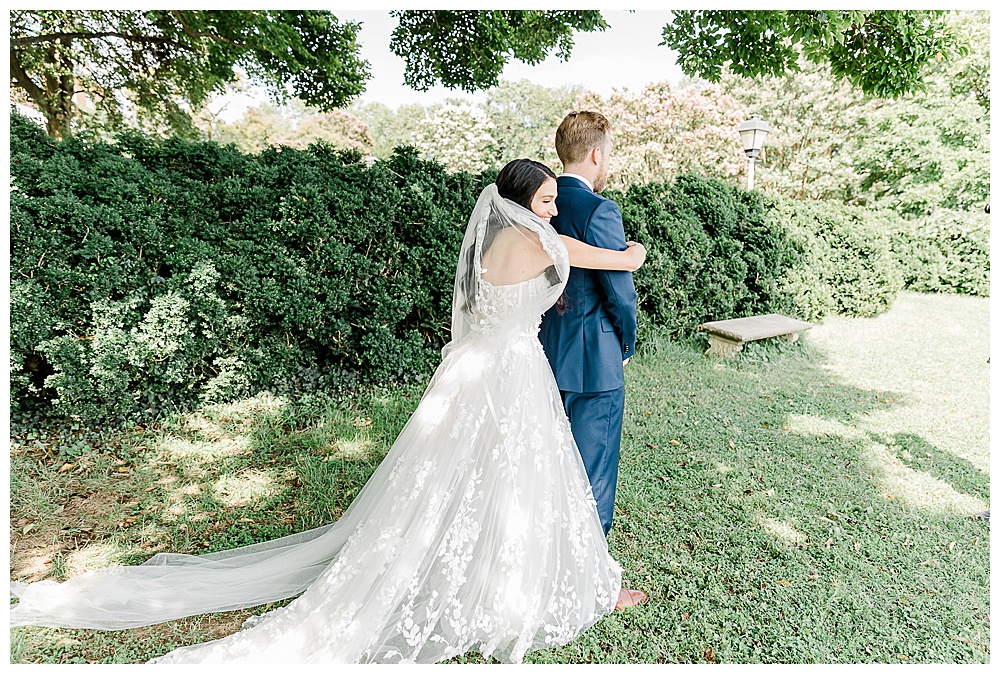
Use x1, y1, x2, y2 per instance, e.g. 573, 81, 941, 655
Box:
9, 292, 989, 663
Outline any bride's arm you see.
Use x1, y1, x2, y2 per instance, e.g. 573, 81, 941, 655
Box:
560, 235, 646, 271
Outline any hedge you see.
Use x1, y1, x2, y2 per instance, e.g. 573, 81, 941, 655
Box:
767, 197, 904, 322
611, 177, 801, 336
11, 112, 479, 423
886, 209, 990, 297
7, 111, 989, 425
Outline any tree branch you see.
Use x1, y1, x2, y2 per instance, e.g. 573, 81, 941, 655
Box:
171, 11, 242, 48
10, 31, 194, 52
9, 47, 48, 109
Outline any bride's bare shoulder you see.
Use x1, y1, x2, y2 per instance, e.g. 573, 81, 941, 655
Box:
491, 224, 544, 249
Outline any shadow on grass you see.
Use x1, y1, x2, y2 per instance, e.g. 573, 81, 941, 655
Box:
9, 387, 422, 663
873, 431, 990, 502
9, 336, 990, 664
557, 334, 991, 664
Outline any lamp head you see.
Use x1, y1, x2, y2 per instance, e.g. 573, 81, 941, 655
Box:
738, 114, 770, 160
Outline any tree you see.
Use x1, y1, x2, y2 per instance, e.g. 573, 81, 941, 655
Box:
717, 59, 875, 203
9, 10, 370, 140
483, 79, 582, 166
352, 80, 582, 167
847, 83, 989, 215
576, 82, 747, 191
293, 109, 373, 155
661, 10, 966, 98
351, 101, 428, 160
212, 103, 294, 153
930, 10, 989, 113
413, 102, 498, 174
717, 10, 989, 215
14, 9, 976, 144
389, 10, 607, 92
208, 99, 374, 155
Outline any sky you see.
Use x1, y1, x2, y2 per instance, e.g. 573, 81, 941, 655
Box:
213, 10, 686, 121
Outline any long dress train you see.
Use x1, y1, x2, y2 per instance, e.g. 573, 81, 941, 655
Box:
10, 185, 622, 663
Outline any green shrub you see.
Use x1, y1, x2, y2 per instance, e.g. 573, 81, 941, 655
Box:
616, 175, 802, 337
773, 198, 904, 321
10, 112, 482, 423
887, 209, 990, 297
8, 111, 988, 425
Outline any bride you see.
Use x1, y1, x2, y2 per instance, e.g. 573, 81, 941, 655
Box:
10, 158, 647, 664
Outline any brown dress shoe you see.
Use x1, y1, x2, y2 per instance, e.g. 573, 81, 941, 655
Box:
614, 587, 648, 610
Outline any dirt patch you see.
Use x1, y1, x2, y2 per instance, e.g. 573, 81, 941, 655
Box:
139, 612, 247, 641
11, 490, 119, 582
112, 611, 257, 661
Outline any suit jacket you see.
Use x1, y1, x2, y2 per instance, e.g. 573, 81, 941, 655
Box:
539, 175, 638, 392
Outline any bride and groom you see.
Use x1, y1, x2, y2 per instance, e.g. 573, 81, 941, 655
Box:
11, 110, 649, 663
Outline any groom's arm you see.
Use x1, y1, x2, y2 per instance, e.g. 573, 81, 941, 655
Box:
585, 200, 638, 360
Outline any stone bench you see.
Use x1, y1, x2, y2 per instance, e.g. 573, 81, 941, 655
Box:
698, 313, 813, 357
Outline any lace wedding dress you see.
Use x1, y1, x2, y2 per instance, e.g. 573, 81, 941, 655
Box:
10, 185, 622, 663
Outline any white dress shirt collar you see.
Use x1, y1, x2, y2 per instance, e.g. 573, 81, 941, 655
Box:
558, 172, 593, 192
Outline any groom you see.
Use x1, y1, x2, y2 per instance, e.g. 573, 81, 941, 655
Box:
539, 111, 646, 609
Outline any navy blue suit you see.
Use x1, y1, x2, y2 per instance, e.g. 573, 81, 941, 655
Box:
539, 175, 638, 536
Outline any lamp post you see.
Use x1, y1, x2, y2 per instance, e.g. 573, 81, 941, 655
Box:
738, 114, 770, 190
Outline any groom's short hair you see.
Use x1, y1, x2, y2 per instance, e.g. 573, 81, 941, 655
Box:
555, 111, 612, 166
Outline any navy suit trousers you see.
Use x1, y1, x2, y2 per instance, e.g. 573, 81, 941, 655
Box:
561, 387, 625, 538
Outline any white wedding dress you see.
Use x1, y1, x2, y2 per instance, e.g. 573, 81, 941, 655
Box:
10, 185, 622, 663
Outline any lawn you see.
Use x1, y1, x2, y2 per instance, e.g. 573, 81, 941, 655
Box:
9, 291, 990, 663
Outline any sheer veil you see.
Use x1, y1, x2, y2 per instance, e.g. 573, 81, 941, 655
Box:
9, 184, 571, 632
445, 183, 568, 356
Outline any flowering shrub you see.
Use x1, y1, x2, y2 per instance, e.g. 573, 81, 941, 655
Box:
414, 102, 498, 173
577, 82, 747, 190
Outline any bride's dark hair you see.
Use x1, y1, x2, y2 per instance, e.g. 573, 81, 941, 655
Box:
460, 160, 560, 316
496, 159, 556, 210
492, 158, 569, 316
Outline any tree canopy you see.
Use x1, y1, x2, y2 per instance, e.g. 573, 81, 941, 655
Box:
713, 11, 989, 214
203, 99, 374, 156
13, 10, 974, 141
388, 10, 607, 92
9, 10, 370, 140
661, 10, 966, 98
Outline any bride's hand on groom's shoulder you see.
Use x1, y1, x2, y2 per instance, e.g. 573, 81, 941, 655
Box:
624, 241, 646, 271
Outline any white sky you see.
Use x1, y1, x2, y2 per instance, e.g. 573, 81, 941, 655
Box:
214, 9, 684, 121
